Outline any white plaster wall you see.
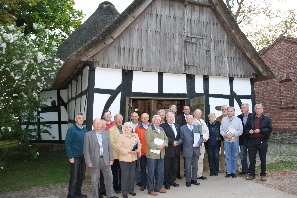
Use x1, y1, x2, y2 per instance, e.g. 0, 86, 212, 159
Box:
81, 95, 87, 115
71, 80, 77, 98
61, 124, 69, 140
75, 97, 82, 115
40, 124, 58, 140
82, 66, 89, 91
163, 73, 187, 93
233, 78, 251, 95
68, 100, 75, 120
40, 112, 58, 122
195, 75, 204, 94
209, 97, 229, 118
77, 74, 82, 93
132, 71, 158, 93
40, 90, 57, 106
95, 68, 122, 89
68, 84, 71, 100
93, 93, 121, 120
209, 76, 230, 95
60, 89, 68, 104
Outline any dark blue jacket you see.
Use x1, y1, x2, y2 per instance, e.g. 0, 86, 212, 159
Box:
65, 124, 88, 159
245, 114, 272, 141
238, 113, 253, 145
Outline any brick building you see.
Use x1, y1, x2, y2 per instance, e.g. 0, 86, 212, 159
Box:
255, 36, 297, 143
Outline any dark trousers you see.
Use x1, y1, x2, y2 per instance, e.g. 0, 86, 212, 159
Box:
164, 155, 178, 185
120, 161, 136, 196
247, 139, 268, 176
207, 144, 219, 174
140, 155, 148, 187
111, 159, 121, 191
176, 156, 181, 177
67, 157, 86, 198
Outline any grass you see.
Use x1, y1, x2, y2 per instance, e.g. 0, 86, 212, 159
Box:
266, 160, 297, 171
0, 151, 70, 192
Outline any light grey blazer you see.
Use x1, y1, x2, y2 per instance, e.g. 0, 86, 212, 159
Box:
178, 124, 203, 158
84, 130, 114, 167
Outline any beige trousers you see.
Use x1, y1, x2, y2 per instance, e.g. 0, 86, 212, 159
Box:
197, 144, 205, 177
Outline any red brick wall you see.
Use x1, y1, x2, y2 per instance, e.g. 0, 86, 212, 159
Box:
255, 38, 297, 135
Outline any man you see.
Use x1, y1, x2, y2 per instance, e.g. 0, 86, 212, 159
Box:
102, 110, 115, 130
135, 113, 150, 191
108, 114, 123, 193
245, 104, 272, 181
130, 112, 140, 132
216, 105, 228, 173
220, 107, 243, 178
237, 103, 253, 175
160, 112, 180, 189
130, 112, 141, 186
146, 115, 168, 196
176, 115, 203, 187
193, 109, 209, 180
84, 119, 118, 198
65, 113, 88, 198
157, 109, 166, 124
178, 105, 191, 127
176, 105, 191, 179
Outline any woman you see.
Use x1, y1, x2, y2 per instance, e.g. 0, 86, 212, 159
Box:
117, 122, 141, 198
206, 113, 221, 176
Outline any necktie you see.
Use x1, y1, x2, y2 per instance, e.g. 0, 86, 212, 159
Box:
189, 125, 193, 131
170, 124, 177, 137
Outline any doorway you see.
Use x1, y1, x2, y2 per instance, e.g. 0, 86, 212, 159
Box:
128, 98, 187, 121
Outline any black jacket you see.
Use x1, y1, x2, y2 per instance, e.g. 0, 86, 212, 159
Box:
245, 114, 272, 141
160, 122, 181, 157
237, 113, 253, 145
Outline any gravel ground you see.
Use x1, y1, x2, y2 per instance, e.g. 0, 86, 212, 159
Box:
0, 142, 296, 198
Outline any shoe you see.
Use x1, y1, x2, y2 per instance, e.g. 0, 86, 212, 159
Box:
177, 175, 182, 179
239, 172, 247, 175
129, 192, 136, 196
136, 182, 142, 186
75, 194, 87, 198
123, 196, 128, 198
115, 190, 121, 194
99, 196, 103, 198
232, 174, 237, 178
192, 181, 200, 186
165, 185, 170, 189
154, 189, 166, 193
170, 182, 179, 187
210, 173, 215, 176
214, 173, 218, 176
186, 182, 191, 187
140, 186, 146, 191
109, 197, 119, 198
246, 175, 256, 180
261, 176, 267, 181
225, 174, 232, 178
219, 169, 225, 173
148, 192, 158, 196
197, 176, 207, 180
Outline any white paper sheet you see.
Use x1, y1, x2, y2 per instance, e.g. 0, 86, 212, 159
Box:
150, 149, 161, 154
154, 138, 164, 145
193, 133, 200, 147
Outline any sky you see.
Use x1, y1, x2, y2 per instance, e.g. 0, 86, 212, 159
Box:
74, 0, 297, 22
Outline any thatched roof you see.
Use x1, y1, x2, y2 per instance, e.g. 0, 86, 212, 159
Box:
53, 0, 274, 89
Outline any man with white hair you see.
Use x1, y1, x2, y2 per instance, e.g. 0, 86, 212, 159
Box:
245, 104, 272, 181
193, 109, 209, 180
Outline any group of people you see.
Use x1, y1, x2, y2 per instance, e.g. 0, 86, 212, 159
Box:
64, 103, 272, 198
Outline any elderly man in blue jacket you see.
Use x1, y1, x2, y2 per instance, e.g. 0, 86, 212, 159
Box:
65, 113, 88, 198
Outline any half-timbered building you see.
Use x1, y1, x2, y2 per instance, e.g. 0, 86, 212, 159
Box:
39, 0, 274, 141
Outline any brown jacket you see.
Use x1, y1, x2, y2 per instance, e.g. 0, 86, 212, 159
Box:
117, 132, 141, 162
108, 125, 122, 159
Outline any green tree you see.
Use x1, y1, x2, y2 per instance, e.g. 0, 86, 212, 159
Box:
224, 0, 297, 50
0, 0, 84, 44
0, 24, 63, 158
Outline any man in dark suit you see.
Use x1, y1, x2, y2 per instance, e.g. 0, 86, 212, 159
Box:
176, 114, 203, 187
237, 103, 253, 175
84, 118, 118, 198
178, 105, 191, 127
160, 112, 180, 189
